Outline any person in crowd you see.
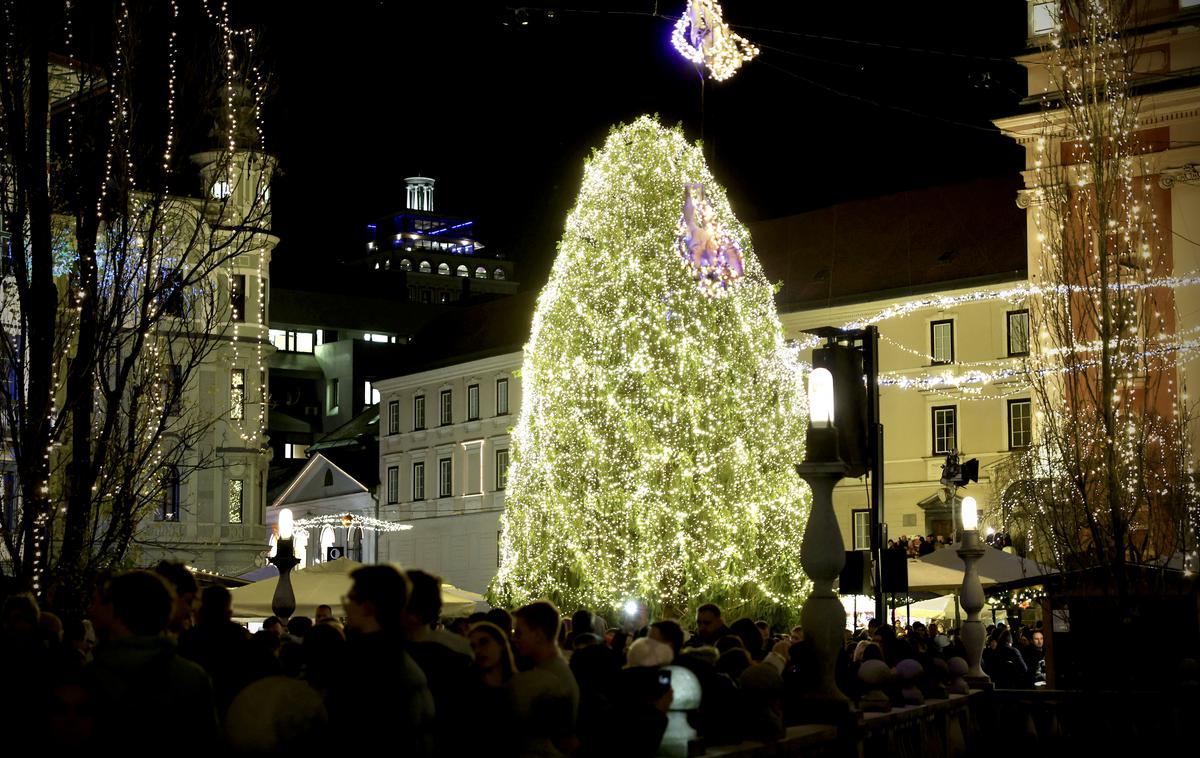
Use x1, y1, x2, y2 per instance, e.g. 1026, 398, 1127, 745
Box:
486, 607, 514, 636
262, 616, 283, 637
730, 617, 767, 661
301, 620, 346, 704
693, 603, 733, 647
62, 617, 97, 666
327, 565, 434, 757
790, 625, 805, 643
401, 569, 473, 757
510, 600, 580, 756
286, 615, 313, 641
153, 560, 198, 639
178, 584, 251, 718
447, 616, 471, 637
462, 621, 520, 757
649, 619, 685, 659
88, 570, 218, 752
315, 604, 334, 624
985, 629, 1028, 688
613, 639, 674, 756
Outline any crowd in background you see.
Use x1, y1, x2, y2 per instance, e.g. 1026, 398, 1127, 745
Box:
0, 561, 1049, 755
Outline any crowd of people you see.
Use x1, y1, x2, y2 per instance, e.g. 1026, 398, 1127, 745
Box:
0, 561, 1048, 755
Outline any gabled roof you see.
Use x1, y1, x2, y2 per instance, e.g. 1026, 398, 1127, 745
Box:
749, 175, 1027, 312
270, 453, 368, 509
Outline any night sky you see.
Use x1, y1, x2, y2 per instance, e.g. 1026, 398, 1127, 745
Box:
258, 2, 1030, 292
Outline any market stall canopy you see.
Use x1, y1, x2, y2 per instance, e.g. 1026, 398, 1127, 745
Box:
230, 558, 486, 619
907, 544, 1056, 592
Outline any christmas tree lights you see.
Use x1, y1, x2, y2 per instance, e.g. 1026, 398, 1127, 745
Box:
490, 117, 811, 625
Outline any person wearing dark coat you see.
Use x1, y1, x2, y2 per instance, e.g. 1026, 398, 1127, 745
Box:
985, 630, 1028, 688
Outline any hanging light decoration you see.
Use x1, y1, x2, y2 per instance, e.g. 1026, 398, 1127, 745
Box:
671, 0, 759, 82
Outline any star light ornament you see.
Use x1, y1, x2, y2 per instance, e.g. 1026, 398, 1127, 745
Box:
672, 0, 759, 82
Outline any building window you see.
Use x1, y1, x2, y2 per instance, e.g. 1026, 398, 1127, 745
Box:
157, 466, 180, 522
932, 406, 957, 455
496, 378, 509, 416
1008, 398, 1033, 449
269, 329, 314, 353
456, 264, 469, 277
228, 479, 244, 524
387, 466, 399, 504
930, 320, 954, 365
439, 457, 452, 498
1007, 309, 1030, 356
493, 268, 506, 281
496, 449, 509, 490
324, 469, 334, 487
413, 462, 426, 501
419, 260, 432, 273
1029, 1, 1057, 36
230, 369, 245, 420
364, 381, 380, 408
364, 333, 391, 343
388, 401, 400, 435
414, 395, 426, 430
2, 472, 16, 531
467, 384, 480, 421
231, 274, 246, 323
475, 266, 488, 279
163, 364, 183, 417
852, 509, 871, 551
327, 378, 339, 415
399, 258, 412, 271
440, 389, 453, 425
283, 443, 308, 460
437, 262, 450, 276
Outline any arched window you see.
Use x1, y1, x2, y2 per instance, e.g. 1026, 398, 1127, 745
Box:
320, 526, 335, 564
351, 527, 363, 562
493, 268, 506, 281
475, 266, 488, 279
437, 262, 450, 276
324, 469, 334, 487
419, 260, 432, 273
295, 530, 309, 569
456, 264, 469, 278
399, 259, 412, 271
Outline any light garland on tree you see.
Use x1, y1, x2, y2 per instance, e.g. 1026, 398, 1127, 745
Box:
671, 0, 759, 82
292, 514, 414, 533
491, 117, 811, 625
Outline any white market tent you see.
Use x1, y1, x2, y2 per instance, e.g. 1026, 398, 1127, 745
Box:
229, 557, 486, 620
906, 544, 1056, 592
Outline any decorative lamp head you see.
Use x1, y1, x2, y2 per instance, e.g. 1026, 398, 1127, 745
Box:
279, 508, 294, 540
808, 368, 835, 428
961, 496, 978, 531
341, 513, 354, 528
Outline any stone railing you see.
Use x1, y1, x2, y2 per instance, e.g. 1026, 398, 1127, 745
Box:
690, 690, 987, 758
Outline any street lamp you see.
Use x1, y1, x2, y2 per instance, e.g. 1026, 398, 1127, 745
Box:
956, 496, 990, 685
269, 507, 300, 622
795, 351, 860, 701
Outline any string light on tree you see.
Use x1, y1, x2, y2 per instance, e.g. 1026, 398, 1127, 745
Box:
489, 117, 811, 626
671, 0, 759, 82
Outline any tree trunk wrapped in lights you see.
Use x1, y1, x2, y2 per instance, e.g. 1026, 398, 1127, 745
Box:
489, 117, 811, 625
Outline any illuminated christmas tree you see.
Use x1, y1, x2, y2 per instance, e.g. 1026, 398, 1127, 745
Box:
490, 117, 811, 625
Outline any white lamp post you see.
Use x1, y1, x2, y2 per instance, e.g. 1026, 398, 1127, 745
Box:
956, 496, 990, 684
796, 366, 849, 701
270, 507, 300, 622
